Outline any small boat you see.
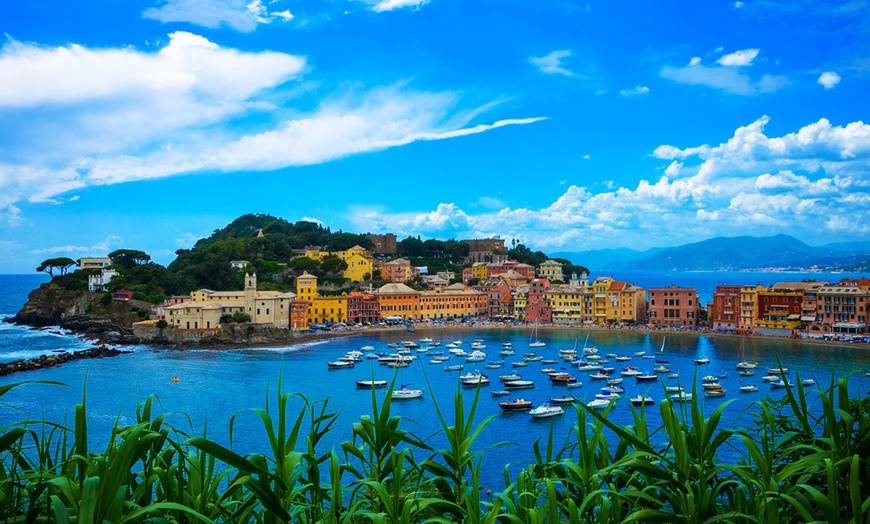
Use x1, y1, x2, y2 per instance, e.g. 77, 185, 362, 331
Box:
512, 361, 528, 367
702, 382, 723, 389
529, 341, 547, 349
548, 397, 576, 405
668, 373, 680, 379
595, 391, 620, 400
615, 356, 632, 362
739, 385, 758, 393
739, 370, 755, 377
541, 368, 556, 374
529, 323, 546, 348
491, 389, 511, 397
470, 342, 487, 350
529, 402, 565, 418
444, 364, 464, 371
524, 355, 544, 362
541, 359, 558, 364
735, 337, 757, 369
360, 345, 376, 352
459, 371, 487, 380
416, 347, 429, 353
654, 365, 670, 373
364, 353, 381, 360
589, 372, 610, 380
606, 377, 623, 385
635, 374, 657, 382
327, 361, 354, 368
621, 367, 642, 377
485, 361, 504, 369
770, 380, 794, 389
550, 374, 577, 384
446, 343, 458, 349
577, 364, 602, 371
504, 380, 535, 389
702, 375, 718, 382
633, 351, 646, 357
499, 373, 522, 381
695, 358, 710, 364
499, 349, 516, 356
801, 379, 815, 386
736, 361, 758, 369
392, 389, 423, 399
499, 398, 532, 411
462, 377, 490, 386
567, 381, 583, 389
170, 377, 180, 383
767, 367, 789, 375
705, 389, 726, 397
419, 337, 433, 344
629, 394, 654, 405
717, 372, 728, 379
403, 341, 420, 349
762, 375, 780, 382
586, 398, 614, 410
386, 343, 401, 348
656, 337, 666, 356
602, 386, 625, 394
670, 392, 693, 402
665, 386, 684, 393
356, 380, 388, 388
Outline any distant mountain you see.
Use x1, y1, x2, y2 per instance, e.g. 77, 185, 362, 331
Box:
820, 241, 870, 253
554, 235, 869, 272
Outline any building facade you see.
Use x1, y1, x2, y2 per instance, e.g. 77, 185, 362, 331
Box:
648, 285, 700, 327
376, 283, 421, 321
538, 260, 564, 281
711, 284, 742, 329
366, 233, 398, 254
419, 284, 488, 320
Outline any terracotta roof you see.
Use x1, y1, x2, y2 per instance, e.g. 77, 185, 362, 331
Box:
608, 281, 626, 292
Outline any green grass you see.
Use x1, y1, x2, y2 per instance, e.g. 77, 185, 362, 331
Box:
0, 373, 867, 523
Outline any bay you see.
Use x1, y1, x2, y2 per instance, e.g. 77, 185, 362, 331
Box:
1, 273, 868, 491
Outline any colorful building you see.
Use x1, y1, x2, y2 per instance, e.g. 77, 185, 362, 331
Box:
739, 285, 764, 328
347, 292, 380, 324
545, 285, 586, 324
376, 283, 421, 321
538, 260, 564, 281
648, 285, 700, 327
711, 284, 742, 329
471, 263, 489, 281
524, 279, 552, 324
811, 284, 870, 334
592, 276, 614, 324
379, 258, 418, 283
419, 284, 488, 320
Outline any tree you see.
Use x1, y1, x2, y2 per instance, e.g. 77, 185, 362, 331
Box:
320, 256, 348, 277
289, 256, 321, 273
37, 257, 76, 278
109, 249, 152, 270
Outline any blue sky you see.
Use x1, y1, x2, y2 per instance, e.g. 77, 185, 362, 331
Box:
1, 0, 869, 273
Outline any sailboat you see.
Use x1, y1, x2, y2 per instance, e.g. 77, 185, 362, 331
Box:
529, 322, 546, 348
655, 336, 669, 363
735, 336, 758, 370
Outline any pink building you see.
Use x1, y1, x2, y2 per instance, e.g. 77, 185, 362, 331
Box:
648, 285, 700, 327
524, 278, 552, 324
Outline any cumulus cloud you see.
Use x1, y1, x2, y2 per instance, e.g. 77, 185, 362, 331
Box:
351, 117, 870, 249
716, 48, 759, 66
371, 0, 429, 12
529, 50, 578, 77
0, 33, 544, 215
30, 235, 124, 256
619, 85, 649, 96
143, 0, 295, 32
661, 49, 787, 95
818, 71, 841, 89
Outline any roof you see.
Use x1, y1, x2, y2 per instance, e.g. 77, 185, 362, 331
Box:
608, 281, 626, 292
445, 282, 467, 290
377, 283, 419, 294
540, 259, 563, 266
771, 281, 825, 292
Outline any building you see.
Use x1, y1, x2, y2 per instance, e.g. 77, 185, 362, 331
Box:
471, 262, 489, 281
755, 287, 803, 330
474, 279, 512, 318
648, 285, 700, 327
88, 268, 118, 292
462, 267, 474, 283
309, 295, 349, 325
296, 273, 318, 302
347, 292, 380, 324
436, 271, 455, 282
772, 281, 826, 326
524, 279, 552, 324
337, 246, 374, 283
461, 238, 507, 264
605, 282, 647, 324
538, 260, 564, 281
739, 285, 764, 328
377, 258, 419, 283
592, 277, 614, 324
79, 257, 112, 270
112, 290, 134, 302
366, 233, 398, 254
230, 260, 250, 269
419, 284, 488, 320
711, 285, 742, 329
512, 285, 528, 320
376, 283, 421, 321
545, 285, 586, 324
422, 275, 450, 290
811, 284, 870, 334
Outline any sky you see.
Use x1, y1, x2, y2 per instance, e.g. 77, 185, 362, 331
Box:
1, 0, 869, 273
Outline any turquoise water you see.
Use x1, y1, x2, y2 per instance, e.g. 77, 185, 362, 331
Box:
1, 274, 869, 490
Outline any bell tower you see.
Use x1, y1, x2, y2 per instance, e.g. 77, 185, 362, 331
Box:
245, 272, 257, 318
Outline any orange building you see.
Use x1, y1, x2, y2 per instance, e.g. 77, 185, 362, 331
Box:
376, 283, 421, 321
290, 300, 309, 330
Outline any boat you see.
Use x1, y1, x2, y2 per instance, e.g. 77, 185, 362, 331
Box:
654, 365, 670, 373
491, 389, 511, 397
360, 345, 376, 352
606, 377, 623, 385
605, 353, 618, 358
702, 375, 718, 382
633, 351, 646, 357
548, 396, 576, 405
446, 343, 458, 349
416, 347, 429, 353
717, 372, 728, 379
656, 337, 666, 356
170, 377, 181, 383
670, 392, 693, 402
504, 380, 535, 389
512, 362, 528, 367
550, 374, 577, 384
529, 322, 546, 348
364, 353, 381, 360
589, 372, 610, 380
444, 364, 464, 371
567, 381, 583, 389
499, 349, 516, 356
770, 379, 794, 389
739, 370, 755, 377
740, 385, 758, 393
459, 371, 487, 380
767, 367, 789, 375
577, 364, 602, 371
402, 341, 420, 349
665, 386, 684, 393
470, 342, 487, 350
499, 398, 532, 411
541, 367, 555, 374
327, 361, 354, 368
499, 373, 522, 381
620, 367, 642, 377
702, 382, 723, 389
668, 373, 680, 379
595, 391, 620, 400
462, 377, 490, 386
735, 337, 758, 369
630, 394, 654, 405
524, 355, 544, 362
465, 350, 487, 363
635, 374, 657, 382
586, 354, 602, 361
485, 361, 504, 369
695, 358, 710, 364
705, 389, 726, 397
762, 375, 780, 382
356, 380, 388, 388
602, 385, 625, 394
529, 403, 565, 418
541, 359, 558, 364
587, 398, 614, 410
801, 379, 815, 386
419, 337, 433, 344
391, 388, 423, 399
615, 355, 632, 362
386, 343, 401, 348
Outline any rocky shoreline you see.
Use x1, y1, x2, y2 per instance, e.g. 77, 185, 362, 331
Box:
0, 345, 130, 377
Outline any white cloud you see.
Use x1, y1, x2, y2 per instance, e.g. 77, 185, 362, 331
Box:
30, 235, 124, 257
349, 117, 870, 249
174, 232, 202, 248
529, 50, 577, 77
716, 48, 759, 66
143, 0, 294, 32
476, 196, 506, 209
582, 154, 590, 159
662, 49, 787, 95
619, 85, 649, 96
371, 0, 429, 12
0, 35, 544, 215
818, 71, 841, 89
733, 1, 744, 7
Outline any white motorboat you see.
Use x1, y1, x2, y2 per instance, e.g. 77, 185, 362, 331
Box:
459, 372, 487, 381
470, 342, 487, 350
633, 351, 646, 357
499, 349, 516, 356
695, 358, 710, 364
356, 380, 387, 388
465, 350, 487, 363
577, 364, 603, 371
419, 338, 433, 344
602, 385, 625, 394
462, 377, 490, 386
629, 394, 654, 405
615, 356, 632, 362
668, 373, 680, 379
327, 361, 354, 368
670, 392, 693, 402
504, 380, 535, 389
702, 375, 718, 382
767, 367, 789, 375
606, 377, 623, 385
739, 385, 758, 393
392, 389, 423, 399
499, 373, 522, 381
485, 361, 504, 369
360, 345, 376, 352
595, 391, 620, 400
512, 361, 528, 367
620, 367, 642, 377
444, 364, 464, 371
739, 370, 755, 376
762, 375, 780, 382
705, 389, 726, 397
589, 372, 610, 380
702, 382, 723, 389
801, 379, 815, 386
654, 365, 670, 373
567, 381, 583, 388
524, 355, 544, 362
770, 379, 794, 389
605, 353, 618, 358
586, 398, 613, 410
529, 403, 564, 418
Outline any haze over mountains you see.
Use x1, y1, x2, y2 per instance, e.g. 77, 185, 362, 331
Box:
552, 235, 870, 273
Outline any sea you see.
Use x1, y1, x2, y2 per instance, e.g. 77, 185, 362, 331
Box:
1, 272, 869, 491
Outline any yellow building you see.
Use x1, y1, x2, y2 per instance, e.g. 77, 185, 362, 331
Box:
309, 295, 349, 325
592, 276, 614, 324
338, 246, 373, 282
513, 286, 528, 320
545, 285, 586, 324
419, 284, 488, 320
471, 263, 489, 281
296, 273, 318, 302
740, 285, 764, 328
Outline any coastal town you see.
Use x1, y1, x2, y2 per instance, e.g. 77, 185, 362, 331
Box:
75, 233, 870, 342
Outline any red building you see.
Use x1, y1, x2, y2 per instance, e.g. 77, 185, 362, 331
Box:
462, 267, 474, 283
524, 279, 552, 324
474, 280, 512, 318
648, 285, 700, 327
347, 292, 380, 324
290, 300, 309, 330
711, 284, 742, 329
